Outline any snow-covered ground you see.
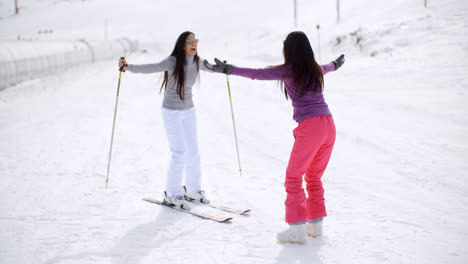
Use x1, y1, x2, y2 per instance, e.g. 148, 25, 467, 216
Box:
1, 0, 467, 263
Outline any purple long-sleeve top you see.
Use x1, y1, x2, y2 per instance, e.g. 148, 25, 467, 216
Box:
231, 63, 336, 123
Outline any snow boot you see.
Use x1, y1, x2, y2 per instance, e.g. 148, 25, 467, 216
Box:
306, 222, 323, 237
276, 224, 307, 244
164, 193, 191, 210
184, 187, 210, 204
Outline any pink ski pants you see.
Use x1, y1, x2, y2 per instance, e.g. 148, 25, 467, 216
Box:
284, 115, 336, 223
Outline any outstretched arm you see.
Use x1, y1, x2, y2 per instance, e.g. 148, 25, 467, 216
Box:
232, 66, 287, 81
321, 54, 345, 75
204, 58, 286, 81
120, 57, 176, 74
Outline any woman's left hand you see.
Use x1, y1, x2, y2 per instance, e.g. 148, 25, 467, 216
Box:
332, 54, 345, 70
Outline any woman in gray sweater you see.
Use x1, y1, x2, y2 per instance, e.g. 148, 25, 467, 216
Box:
119, 31, 211, 210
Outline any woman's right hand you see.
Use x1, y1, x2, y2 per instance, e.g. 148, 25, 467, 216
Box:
119, 58, 128, 71
203, 58, 233, 75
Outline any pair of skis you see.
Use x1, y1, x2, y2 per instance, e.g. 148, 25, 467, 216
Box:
143, 198, 250, 223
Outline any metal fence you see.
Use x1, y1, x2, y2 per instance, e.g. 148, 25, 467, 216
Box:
0, 38, 137, 90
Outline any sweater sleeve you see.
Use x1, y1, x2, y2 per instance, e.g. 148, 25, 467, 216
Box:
127, 56, 176, 74
231, 66, 287, 81
198, 57, 212, 72
320, 62, 336, 75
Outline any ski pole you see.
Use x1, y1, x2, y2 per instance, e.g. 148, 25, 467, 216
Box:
106, 57, 126, 188
224, 61, 242, 177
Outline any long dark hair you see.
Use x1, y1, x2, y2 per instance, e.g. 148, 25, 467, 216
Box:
160, 31, 200, 100
279, 31, 323, 99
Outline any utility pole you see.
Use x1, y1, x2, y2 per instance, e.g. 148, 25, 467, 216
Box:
424, 0, 427, 8
105, 17, 108, 41
337, 0, 340, 22
316, 25, 321, 63
15, 0, 19, 14
294, 0, 297, 27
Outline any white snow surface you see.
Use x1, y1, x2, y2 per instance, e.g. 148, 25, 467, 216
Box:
1, 0, 468, 263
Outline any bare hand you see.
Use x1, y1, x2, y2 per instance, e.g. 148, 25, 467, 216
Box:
118, 58, 128, 71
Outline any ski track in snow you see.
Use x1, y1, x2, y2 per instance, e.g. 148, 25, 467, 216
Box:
1, 0, 468, 263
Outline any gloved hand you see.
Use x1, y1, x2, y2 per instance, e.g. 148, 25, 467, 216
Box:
203, 58, 233, 75
332, 54, 345, 70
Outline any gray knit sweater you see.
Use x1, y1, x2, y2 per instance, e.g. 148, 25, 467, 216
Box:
128, 54, 210, 110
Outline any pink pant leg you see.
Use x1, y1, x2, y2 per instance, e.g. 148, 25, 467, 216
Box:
305, 143, 334, 219
284, 115, 335, 223
305, 116, 335, 219
284, 136, 315, 223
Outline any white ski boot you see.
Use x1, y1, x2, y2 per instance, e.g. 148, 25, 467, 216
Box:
185, 189, 210, 204
276, 224, 307, 244
306, 221, 323, 237
164, 194, 191, 210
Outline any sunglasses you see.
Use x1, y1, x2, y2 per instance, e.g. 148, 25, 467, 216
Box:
186, 39, 199, 44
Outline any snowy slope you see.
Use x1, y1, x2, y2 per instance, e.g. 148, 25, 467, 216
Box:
1, 0, 467, 263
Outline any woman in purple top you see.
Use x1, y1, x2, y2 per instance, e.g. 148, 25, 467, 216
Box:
205, 31, 345, 243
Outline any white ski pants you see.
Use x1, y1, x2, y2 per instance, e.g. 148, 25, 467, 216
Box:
162, 107, 202, 196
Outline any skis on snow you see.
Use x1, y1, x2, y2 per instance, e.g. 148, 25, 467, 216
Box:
143, 198, 233, 223
186, 200, 251, 215
142, 198, 250, 223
